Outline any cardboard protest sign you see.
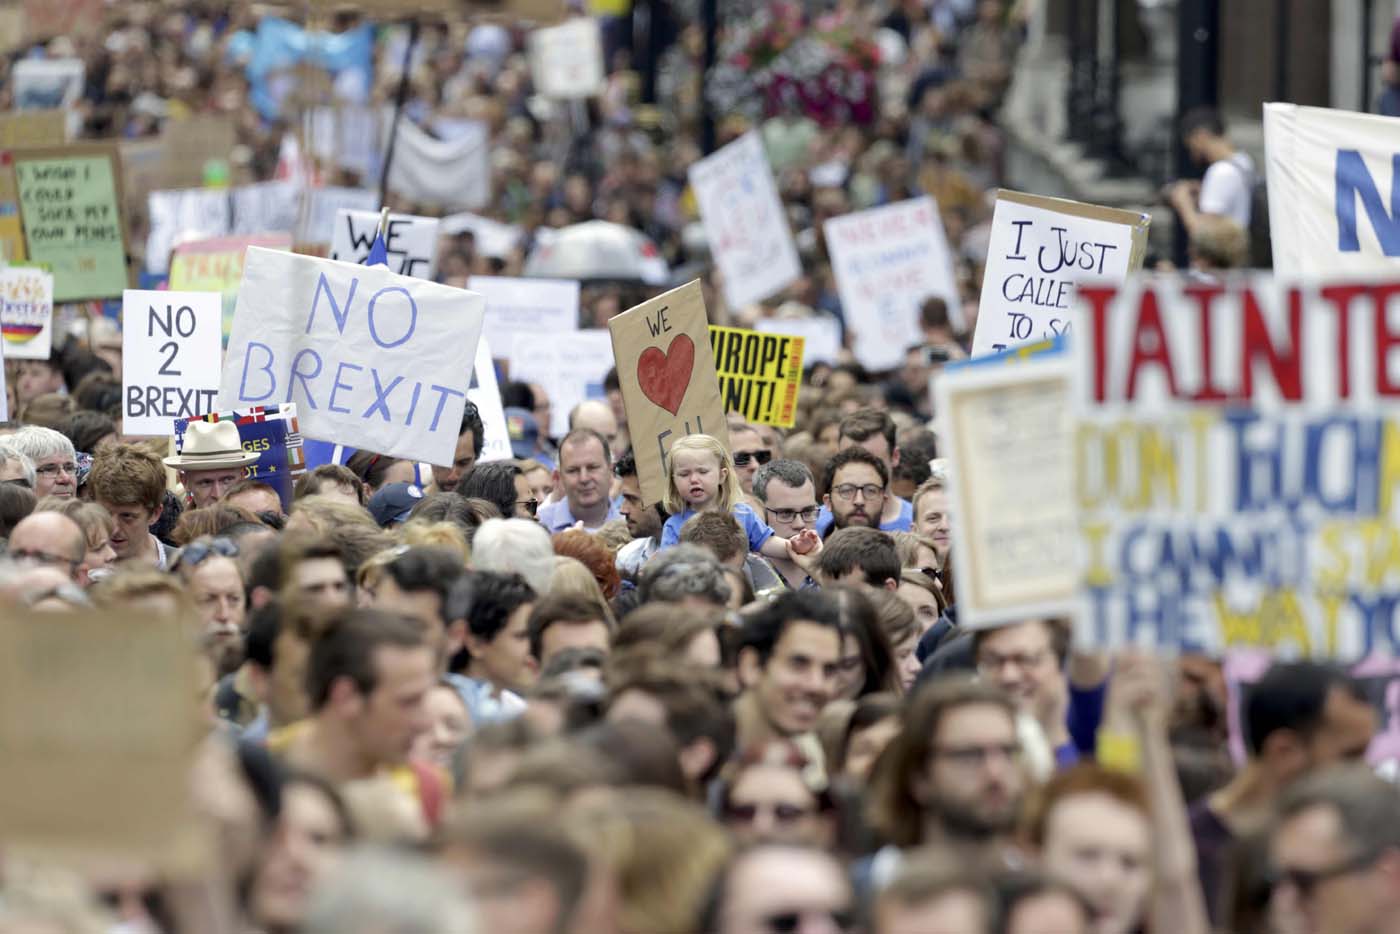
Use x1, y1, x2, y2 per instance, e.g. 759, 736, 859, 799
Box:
972, 190, 1148, 357
220, 248, 485, 467
469, 275, 579, 398
0, 110, 65, 147
0, 265, 52, 360
1263, 103, 1400, 276
468, 336, 512, 463
508, 328, 614, 440
169, 234, 294, 346
709, 325, 804, 428
608, 280, 729, 505
13, 143, 127, 301
688, 131, 801, 310
529, 18, 605, 99
176, 405, 305, 511
1070, 274, 1400, 658
755, 315, 841, 366
11, 57, 83, 110
935, 351, 1076, 627
332, 210, 439, 279
0, 609, 209, 874
122, 290, 223, 436
824, 196, 959, 372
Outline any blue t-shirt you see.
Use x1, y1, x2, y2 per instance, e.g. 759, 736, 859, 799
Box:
814, 496, 914, 535
660, 502, 776, 552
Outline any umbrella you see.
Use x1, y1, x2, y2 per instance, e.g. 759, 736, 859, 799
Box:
524, 221, 670, 285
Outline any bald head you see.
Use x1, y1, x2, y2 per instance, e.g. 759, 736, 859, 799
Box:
569, 400, 618, 446
8, 512, 85, 582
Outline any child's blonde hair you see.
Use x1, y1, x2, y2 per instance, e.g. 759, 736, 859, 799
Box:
663, 433, 741, 515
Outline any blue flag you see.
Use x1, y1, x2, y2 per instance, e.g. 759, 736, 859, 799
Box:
364, 232, 389, 267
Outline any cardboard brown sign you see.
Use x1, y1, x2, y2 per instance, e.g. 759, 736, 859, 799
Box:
0, 610, 209, 873
608, 279, 729, 505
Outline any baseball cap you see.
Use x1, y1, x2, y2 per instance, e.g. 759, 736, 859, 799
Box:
505, 407, 540, 459
368, 482, 424, 527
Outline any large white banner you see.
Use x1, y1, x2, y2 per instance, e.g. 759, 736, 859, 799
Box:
220, 248, 485, 466
384, 119, 489, 211
1265, 103, 1400, 276
529, 19, 606, 99
824, 196, 959, 372
972, 190, 1147, 357
331, 210, 440, 279
508, 328, 615, 440
469, 336, 512, 464
688, 131, 801, 311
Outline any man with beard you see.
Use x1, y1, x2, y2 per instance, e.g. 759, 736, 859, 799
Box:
822, 448, 890, 535
869, 677, 1025, 859
614, 451, 663, 575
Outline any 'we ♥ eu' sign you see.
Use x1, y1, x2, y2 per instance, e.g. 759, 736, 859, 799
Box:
608, 280, 729, 505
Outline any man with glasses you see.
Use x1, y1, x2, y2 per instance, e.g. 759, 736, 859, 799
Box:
6, 511, 85, 584
1270, 764, 1400, 934
730, 423, 774, 497
822, 448, 890, 534
9, 426, 77, 499
708, 845, 856, 934
812, 409, 914, 535
1193, 661, 1376, 926
753, 459, 821, 590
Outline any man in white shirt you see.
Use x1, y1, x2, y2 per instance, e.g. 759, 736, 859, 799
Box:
1169, 107, 1255, 236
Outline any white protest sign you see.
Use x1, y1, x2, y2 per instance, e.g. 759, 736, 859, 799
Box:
12, 58, 84, 111
220, 248, 485, 466
469, 274, 579, 373
146, 188, 232, 275
688, 131, 801, 310
529, 18, 605, 99
300, 187, 378, 245
935, 353, 1076, 627
0, 266, 52, 362
331, 210, 440, 279
972, 190, 1147, 358
469, 335, 511, 463
122, 290, 222, 436
824, 196, 959, 372
1264, 103, 1400, 276
756, 316, 842, 366
231, 181, 302, 237
508, 328, 614, 439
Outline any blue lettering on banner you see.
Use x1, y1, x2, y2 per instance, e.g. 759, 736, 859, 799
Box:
1335, 150, 1400, 254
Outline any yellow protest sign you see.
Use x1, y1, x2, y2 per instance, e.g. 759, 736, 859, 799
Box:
608, 280, 729, 506
708, 324, 804, 428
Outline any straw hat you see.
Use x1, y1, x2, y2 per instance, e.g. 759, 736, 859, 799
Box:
163, 420, 261, 470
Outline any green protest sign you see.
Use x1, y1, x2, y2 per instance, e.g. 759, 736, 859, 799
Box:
13, 143, 127, 302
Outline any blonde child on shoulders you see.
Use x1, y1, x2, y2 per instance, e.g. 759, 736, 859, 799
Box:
658, 434, 821, 565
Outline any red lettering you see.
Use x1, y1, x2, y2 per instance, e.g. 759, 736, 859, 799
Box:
1240, 286, 1303, 401
1320, 283, 1365, 399
1081, 285, 1118, 403
1373, 283, 1400, 397
1184, 283, 1229, 402
1124, 287, 1178, 401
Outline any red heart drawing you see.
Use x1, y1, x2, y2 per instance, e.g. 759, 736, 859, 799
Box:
637, 334, 695, 416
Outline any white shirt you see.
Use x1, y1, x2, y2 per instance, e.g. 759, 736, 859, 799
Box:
1199, 152, 1256, 228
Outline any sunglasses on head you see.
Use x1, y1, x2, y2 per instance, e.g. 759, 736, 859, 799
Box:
733, 450, 773, 467
176, 537, 238, 570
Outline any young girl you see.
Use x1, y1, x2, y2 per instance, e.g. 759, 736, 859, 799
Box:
659, 434, 821, 564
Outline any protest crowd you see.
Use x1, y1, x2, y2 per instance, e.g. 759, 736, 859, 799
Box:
1, 1, 1398, 934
